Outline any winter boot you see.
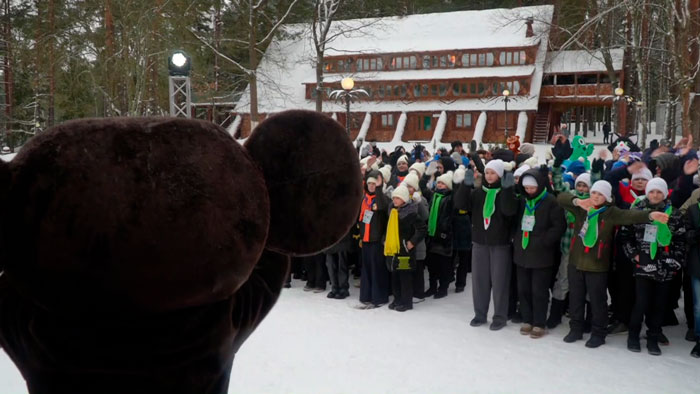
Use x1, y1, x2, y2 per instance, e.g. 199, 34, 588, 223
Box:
434, 289, 448, 299
627, 332, 641, 353
585, 335, 606, 348
647, 334, 662, 356
691, 341, 700, 358
489, 319, 507, 331
563, 330, 583, 343
424, 286, 437, 298
470, 317, 487, 327
520, 323, 533, 335
530, 327, 545, 339
546, 299, 565, 329
685, 328, 697, 342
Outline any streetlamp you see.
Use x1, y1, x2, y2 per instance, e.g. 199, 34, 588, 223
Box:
168, 50, 192, 118
502, 89, 511, 139
329, 77, 368, 136
612, 86, 634, 139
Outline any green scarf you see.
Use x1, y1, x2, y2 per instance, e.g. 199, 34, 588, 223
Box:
428, 193, 444, 237
582, 206, 608, 250
522, 189, 548, 249
482, 186, 501, 230
650, 205, 673, 259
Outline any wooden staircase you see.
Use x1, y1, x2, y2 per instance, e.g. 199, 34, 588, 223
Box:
533, 103, 551, 144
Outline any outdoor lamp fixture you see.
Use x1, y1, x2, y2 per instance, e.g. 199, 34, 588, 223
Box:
614, 87, 624, 97
330, 77, 368, 137
502, 89, 511, 139
168, 50, 191, 76
341, 77, 355, 91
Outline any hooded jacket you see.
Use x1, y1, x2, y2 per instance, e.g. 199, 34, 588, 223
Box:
513, 170, 567, 269
359, 171, 390, 243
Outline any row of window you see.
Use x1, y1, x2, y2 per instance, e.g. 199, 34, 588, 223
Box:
378, 113, 472, 130
308, 79, 529, 101
324, 48, 532, 73
542, 73, 615, 86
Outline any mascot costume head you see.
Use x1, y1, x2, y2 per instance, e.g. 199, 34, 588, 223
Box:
0, 111, 363, 393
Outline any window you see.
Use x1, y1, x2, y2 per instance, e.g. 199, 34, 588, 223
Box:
556, 74, 575, 85
470, 54, 477, 67
599, 73, 612, 83
542, 75, 555, 85
519, 50, 526, 65
423, 55, 431, 69
456, 113, 472, 128
414, 85, 421, 97
577, 74, 598, 85
422, 116, 432, 131
440, 55, 447, 67
400, 85, 407, 98
486, 53, 494, 66
513, 81, 521, 95
478, 53, 486, 66
492, 82, 499, 95
393, 85, 400, 97
363, 59, 370, 71
462, 83, 469, 94
381, 114, 394, 128
470, 83, 476, 95
422, 84, 429, 96
370, 58, 377, 70
439, 83, 447, 97
462, 54, 470, 66
453, 83, 460, 96
431, 85, 438, 96
378, 85, 385, 98
506, 52, 513, 65
432, 56, 439, 68
357, 60, 363, 72
478, 82, 485, 95
499, 52, 506, 65
393, 57, 402, 69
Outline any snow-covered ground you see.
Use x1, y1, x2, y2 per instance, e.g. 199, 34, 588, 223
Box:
2, 277, 697, 393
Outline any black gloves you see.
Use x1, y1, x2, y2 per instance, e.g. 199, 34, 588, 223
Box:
552, 139, 573, 168
591, 158, 605, 174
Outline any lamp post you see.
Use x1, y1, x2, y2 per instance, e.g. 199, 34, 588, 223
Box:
613, 86, 634, 138
330, 77, 368, 137
502, 89, 511, 139
168, 50, 192, 118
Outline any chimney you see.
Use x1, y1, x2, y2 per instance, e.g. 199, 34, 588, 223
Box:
525, 17, 534, 38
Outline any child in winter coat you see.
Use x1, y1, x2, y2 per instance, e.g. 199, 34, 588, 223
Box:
513, 170, 567, 338
403, 172, 430, 302
557, 180, 670, 348
455, 159, 518, 331
385, 185, 428, 312
548, 171, 593, 329
618, 178, 686, 355
423, 171, 456, 299
358, 171, 390, 309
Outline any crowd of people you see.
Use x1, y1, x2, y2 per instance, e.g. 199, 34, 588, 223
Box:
286, 135, 700, 358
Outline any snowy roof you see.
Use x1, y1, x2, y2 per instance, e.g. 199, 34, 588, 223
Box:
235, 5, 554, 114
304, 65, 536, 84
544, 49, 625, 74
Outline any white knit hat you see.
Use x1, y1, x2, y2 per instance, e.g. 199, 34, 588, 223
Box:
514, 165, 531, 178
522, 175, 538, 188
485, 159, 505, 178
590, 180, 613, 203
575, 173, 592, 188
391, 185, 411, 203
378, 166, 392, 184
403, 173, 420, 191
366, 177, 378, 185
409, 162, 426, 177
631, 168, 653, 181
645, 177, 669, 199
397, 155, 409, 165
436, 171, 454, 191
360, 156, 379, 172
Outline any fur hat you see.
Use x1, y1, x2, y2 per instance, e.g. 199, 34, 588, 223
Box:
436, 171, 454, 191
591, 180, 613, 203
631, 168, 653, 181
646, 177, 669, 199
391, 185, 411, 203
485, 159, 505, 178
397, 155, 409, 166
403, 172, 420, 191
409, 162, 426, 177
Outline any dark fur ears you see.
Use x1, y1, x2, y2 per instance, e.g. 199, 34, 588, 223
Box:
244, 110, 363, 256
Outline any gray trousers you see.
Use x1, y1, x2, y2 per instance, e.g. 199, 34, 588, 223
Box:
326, 252, 349, 292
471, 243, 512, 323
552, 251, 570, 301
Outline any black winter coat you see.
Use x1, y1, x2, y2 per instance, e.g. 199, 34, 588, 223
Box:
424, 188, 455, 257
358, 186, 390, 243
685, 203, 700, 278
512, 170, 567, 268
388, 200, 428, 257
454, 178, 518, 246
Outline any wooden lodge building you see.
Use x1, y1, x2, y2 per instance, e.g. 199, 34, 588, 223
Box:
228, 5, 625, 149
